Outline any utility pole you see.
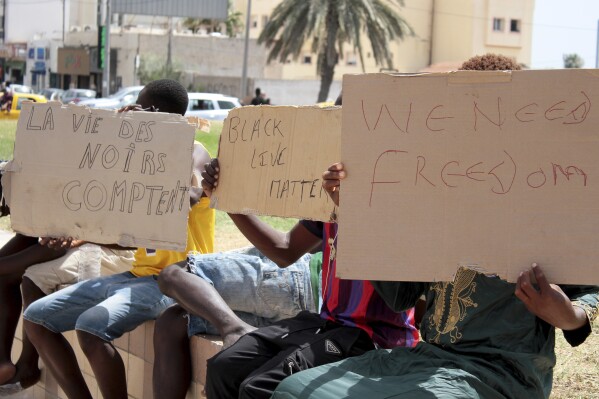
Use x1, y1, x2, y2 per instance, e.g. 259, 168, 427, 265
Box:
166, 17, 172, 71
102, 0, 111, 97
240, 0, 251, 100
62, 0, 66, 44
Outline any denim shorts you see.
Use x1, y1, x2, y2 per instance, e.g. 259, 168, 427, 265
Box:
186, 247, 316, 336
23, 272, 174, 341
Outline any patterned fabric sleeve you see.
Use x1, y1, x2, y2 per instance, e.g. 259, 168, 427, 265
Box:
371, 281, 428, 313
560, 285, 599, 347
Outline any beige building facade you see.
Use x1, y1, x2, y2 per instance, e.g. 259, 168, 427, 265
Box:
235, 0, 534, 77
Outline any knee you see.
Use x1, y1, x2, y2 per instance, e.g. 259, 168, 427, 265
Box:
77, 330, 107, 357
206, 351, 235, 387
23, 317, 46, 344
21, 277, 45, 308
154, 305, 187, 342
157, 265, 184, 296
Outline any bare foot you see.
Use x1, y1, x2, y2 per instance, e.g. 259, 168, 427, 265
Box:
0, 362, 16, 386
4, 365, 40, 389
222, 324, 256, 350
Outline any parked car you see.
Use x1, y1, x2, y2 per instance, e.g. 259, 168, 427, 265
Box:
186, 93, 241, 121
9, 84, 34, 94
78, 86, 144, 109
61, 88, 97, 104
39, 88, 64, 101
0, 93, 47, 120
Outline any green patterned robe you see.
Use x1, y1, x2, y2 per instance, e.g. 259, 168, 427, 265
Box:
273, 268, 598, 399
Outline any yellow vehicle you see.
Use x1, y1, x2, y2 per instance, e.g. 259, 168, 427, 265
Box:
0, 92, 48, 120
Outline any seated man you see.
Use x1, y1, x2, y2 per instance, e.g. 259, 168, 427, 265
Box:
272, 55, 599, 399
273, 163, 598, 399
202, 149, 418, 398
23, 79, 215, 399
0, 166, 134, 395
153, 157, 323, 399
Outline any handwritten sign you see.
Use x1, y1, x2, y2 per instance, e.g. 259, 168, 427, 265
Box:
337, 70, 599, 284
211, 106, 340, 221
5, 102, 195, 251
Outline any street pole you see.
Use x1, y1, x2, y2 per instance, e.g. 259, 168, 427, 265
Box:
240, 0, 251, 100
62, 0, 66, 44
166, 17, 172, 71
102, 0, 111, 97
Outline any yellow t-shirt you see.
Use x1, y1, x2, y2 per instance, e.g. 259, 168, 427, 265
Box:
130, 197, 215, 277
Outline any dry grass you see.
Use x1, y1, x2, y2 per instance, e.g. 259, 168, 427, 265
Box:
552, 318, 599, 398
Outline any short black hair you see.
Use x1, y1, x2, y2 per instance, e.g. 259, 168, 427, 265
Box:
136, 79, 188, 116
255, 87, 261, 96
459, 54, 521, 71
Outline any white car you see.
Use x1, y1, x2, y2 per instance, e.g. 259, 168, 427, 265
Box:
78, 86, 144, 109
186, 93, 241, 121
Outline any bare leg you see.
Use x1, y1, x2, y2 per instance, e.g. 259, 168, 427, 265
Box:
0, 234, 40, 385
158, 266, 255, 349
24, 289, 92, 399
153, 305, 191, 399
77, 331, 127, 399
10, 277, 49, 388
0, 273, 21, 385
0, 240, 65, 276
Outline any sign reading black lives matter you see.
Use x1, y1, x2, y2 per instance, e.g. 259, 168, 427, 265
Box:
5, 102, 196, 251
212, 106, 340, 221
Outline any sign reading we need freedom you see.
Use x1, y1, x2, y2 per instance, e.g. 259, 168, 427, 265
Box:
212, 105, 340, 221
337, 69, 599, 284
6, 102, 195, 251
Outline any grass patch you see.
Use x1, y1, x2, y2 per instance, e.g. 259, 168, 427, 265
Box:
0, 120, 17, 160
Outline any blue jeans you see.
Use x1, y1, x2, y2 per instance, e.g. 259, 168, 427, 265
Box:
186, 247, 316, 336
24, 272, 174, 341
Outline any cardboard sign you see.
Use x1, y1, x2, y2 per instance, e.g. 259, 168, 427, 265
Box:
5, 102, 196, 251
338, 70, 599, 284
211, 106, 340, 221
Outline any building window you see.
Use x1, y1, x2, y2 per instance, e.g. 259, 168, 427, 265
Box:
262, 15, 268, 28
251, 15, 258, 28
492, 17, 504, 32
302, 55, 312, 64
510, 19, 521, 33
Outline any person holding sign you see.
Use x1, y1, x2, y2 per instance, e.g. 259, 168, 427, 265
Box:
0, 164, 135, 396
201, 95, 419, 399
152, 157, 323, 399
271, 55, 599, 399
23, 79, 215, 399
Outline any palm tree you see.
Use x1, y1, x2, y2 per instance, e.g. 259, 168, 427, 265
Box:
258, 0, 413, 102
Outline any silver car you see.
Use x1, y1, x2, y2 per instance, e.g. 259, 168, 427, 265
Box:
186, 93, 241, 121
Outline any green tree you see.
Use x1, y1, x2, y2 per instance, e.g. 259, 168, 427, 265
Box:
563, 53, 584, 68
183, 0, 243, 37
258, 0, 413, 102
137, 54, 182, 85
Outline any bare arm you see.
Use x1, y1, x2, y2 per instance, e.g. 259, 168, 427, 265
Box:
202, 158, 321, 267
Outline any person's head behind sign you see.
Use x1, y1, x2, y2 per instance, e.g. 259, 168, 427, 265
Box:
136, 79, 189, 116
459, 53, 522, 71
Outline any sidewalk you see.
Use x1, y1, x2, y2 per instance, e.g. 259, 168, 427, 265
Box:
0, 229, 13, 246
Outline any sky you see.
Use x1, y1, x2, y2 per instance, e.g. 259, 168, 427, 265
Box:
531, 0, 599, 68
